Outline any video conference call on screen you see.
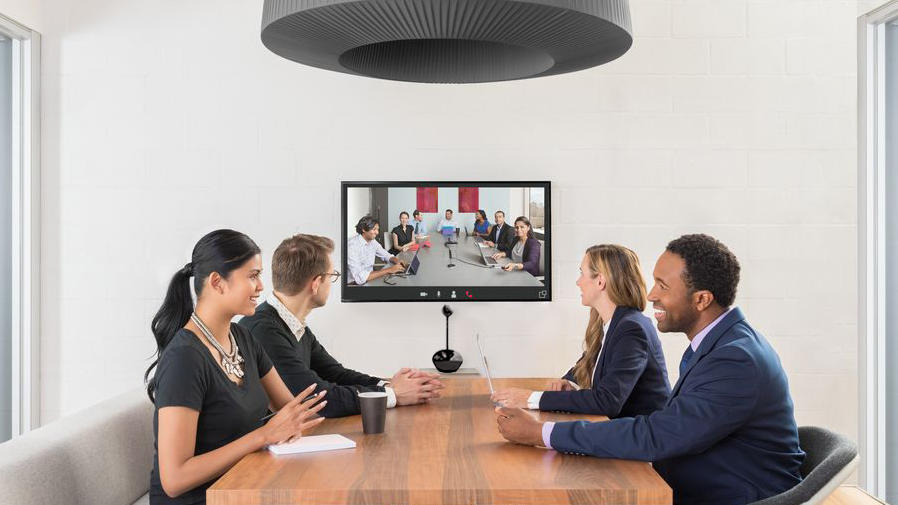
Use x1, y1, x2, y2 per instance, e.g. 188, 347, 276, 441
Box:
341, 182, 551, 303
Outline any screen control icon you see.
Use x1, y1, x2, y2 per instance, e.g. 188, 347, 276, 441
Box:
538, 290, 547, 299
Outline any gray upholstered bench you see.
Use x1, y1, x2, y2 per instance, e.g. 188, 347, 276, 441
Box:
0, 389, 153, 505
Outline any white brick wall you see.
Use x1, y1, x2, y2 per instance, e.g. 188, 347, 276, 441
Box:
33, 0, 864, 449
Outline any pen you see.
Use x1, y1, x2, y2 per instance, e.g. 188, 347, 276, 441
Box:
260, 391, 323, 422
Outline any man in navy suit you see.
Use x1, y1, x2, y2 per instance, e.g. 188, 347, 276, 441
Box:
496, 234, 805, 505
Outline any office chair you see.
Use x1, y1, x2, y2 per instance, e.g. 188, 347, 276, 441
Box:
749, 426, 858, 505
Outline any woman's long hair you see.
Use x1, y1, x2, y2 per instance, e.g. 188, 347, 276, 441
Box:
144, 229, 260, 402
572, 244, 647, 389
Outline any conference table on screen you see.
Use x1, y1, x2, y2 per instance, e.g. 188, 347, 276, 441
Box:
363, 232, 544, 287
208, 377, 672, 505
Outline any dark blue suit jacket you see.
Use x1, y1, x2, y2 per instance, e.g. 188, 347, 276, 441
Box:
540, 306, 670, 418
549, 308, 805, 505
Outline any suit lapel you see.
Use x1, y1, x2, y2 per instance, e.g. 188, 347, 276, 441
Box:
666, 307, 746, 403
593, 306, 628, 384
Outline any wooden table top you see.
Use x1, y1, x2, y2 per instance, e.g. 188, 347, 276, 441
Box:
208, 377, 672, 505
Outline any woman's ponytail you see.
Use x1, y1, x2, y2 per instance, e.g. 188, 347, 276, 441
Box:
144, 263, 195, 402
143, 230, 261, 403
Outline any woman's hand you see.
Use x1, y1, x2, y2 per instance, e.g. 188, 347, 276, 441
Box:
491, 388, 534, 409
261, 385, 327, 445
502, 263, 520, 272
491, 251, 506, 260
546, 379, 575, 392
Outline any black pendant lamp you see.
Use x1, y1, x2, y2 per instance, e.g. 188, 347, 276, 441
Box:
260, 0, 632, 83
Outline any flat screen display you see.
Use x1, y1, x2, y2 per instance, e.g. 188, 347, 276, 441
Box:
341, 181, 551, 302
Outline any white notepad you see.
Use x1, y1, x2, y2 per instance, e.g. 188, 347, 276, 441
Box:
267, 434, 356, 455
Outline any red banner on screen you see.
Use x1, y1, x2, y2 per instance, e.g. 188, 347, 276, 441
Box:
458, 187, 479, 213
416, 187, 438, 212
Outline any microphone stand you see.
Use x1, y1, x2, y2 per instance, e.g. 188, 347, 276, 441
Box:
445, 241, 456, 268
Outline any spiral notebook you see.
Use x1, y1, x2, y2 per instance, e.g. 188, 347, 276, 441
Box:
268, 434, 356, 455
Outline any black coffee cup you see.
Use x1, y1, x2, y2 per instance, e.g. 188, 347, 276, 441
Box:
358, 392, 388, 434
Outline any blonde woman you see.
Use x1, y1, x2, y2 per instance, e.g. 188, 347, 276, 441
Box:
492, 244, 670, 418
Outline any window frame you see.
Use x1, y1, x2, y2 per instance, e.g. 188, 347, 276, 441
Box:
858, 1, 898, 498
0, 13, 40, 438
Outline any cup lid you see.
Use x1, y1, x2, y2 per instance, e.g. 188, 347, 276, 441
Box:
358, 392, 388, 398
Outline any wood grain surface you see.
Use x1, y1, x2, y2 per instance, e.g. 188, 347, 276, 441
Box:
208, 377, 672, 505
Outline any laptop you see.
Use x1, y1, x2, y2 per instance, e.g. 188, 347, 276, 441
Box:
477, 243, 499, 267
441, 225, 457, 244
476, 333, 500, 405
404, 250, 421, 275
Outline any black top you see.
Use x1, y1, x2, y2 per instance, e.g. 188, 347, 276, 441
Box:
390, 224, 414, 254
150, 324, 273, 505
239, 302, 384, 418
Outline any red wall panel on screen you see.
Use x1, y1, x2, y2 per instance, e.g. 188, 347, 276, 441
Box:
416, 187, 438, 212
458, 187, 479, 213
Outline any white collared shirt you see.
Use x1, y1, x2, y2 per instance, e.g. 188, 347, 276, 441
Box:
267, 292, 306, 342
437, 218, 458, 232
527, 320, 610, 409
346, 233, 394, 285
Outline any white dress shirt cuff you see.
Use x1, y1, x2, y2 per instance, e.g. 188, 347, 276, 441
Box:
527, 391, 543, 410
541, 422, 555, 449
568, 380, 581, 391
384, 386, 397, 409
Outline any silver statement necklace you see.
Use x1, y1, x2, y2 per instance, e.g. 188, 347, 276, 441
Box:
190, 312, 245, 379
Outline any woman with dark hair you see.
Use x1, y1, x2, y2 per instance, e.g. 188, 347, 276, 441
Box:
492, 216, 541, 276
472, 209, 492, 238
390, 211, 414, 255
145, 229, 327, 504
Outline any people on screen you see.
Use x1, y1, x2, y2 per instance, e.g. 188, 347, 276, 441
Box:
240, 234, 444, 418
346, 215, 405, 285
146, 229, 326, 504
390, 211, 415, 255
412, 209, 428, 240
472, 209, 492, 238
493, 216, 541, 276
495, 234, 805, 505
491, 244, 669, 418
484, 210, 514, 254
437, 209, 458, 233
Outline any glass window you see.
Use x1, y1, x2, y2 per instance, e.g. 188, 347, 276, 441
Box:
0, 32, 11, 444
529, 187, 545, 233
885, 18, 898, 505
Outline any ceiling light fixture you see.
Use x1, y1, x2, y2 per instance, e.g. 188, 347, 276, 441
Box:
261, 0, 632, 83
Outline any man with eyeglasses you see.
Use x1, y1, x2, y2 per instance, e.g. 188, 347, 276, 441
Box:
240, 233, 443, 417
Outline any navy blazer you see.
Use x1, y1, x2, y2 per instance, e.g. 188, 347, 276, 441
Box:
512, 237, 541, 276
548, 308, 805, 505
540, 306, 670, 418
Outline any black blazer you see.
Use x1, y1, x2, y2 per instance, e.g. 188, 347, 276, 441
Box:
239, 302, 384, 418
540, 306, 670, 418
487, 222, 515, 254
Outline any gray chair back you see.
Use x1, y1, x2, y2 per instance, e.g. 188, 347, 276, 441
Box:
537, 239, 545, 276
749, 426, 858, 505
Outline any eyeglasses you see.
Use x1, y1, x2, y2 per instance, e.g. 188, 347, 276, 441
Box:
321, 270, 341, 283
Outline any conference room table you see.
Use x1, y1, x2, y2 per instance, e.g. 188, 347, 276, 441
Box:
208, 377, 672, 505
364, 233, 544, 287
